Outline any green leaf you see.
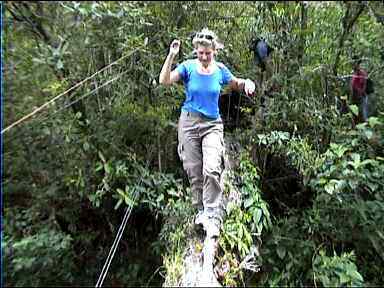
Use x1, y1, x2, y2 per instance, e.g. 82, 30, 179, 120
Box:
95, 162, 103, 172
363, 129, 373, 140
83, 142, 90, 151
56, 59, 64, 70
339, 272, 350, 284
330, 143, 349, 158
32, 57, 46, 64
276, 246, 286, 259
253, 208, 263, 224
324, 180, 337, 194
349, 105, 358, 116
98, 151, 106, 163
114, 198, 123, 210
104, 163, 111, 174
156, 193, 164, 203
351, 270, 364, 282
78, 7, 88, 15
368, 117, 381, 127
244, 197, 254, 209
116, 188, 125, 198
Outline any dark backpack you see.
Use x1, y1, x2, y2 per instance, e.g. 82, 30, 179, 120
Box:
366, 78, 374, 94
249, 38, 273, 67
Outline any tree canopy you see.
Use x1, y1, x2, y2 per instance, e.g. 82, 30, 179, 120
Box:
2, 1, 384, 287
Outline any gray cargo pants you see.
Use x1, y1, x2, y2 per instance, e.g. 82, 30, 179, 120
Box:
177, 110, 225, 222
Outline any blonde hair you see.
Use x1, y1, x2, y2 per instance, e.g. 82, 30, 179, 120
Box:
192, 28, 224, 51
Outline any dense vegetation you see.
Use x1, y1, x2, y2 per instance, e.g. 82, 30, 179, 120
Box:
2, 1, 383, 287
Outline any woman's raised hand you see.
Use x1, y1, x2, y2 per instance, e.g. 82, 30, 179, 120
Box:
169, 39, 181, 56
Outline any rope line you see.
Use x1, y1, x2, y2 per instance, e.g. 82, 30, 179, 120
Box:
2, 69, 129, 146
95, 160, 151, 287
1, 48, 140, 134
95, 197, 137, 288
51, 69, 129, 117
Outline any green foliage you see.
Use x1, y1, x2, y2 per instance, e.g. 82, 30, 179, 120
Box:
252, 130, 323, 185
238, 152, 272, 234
221, 203, 253, 259
112, 100, 176, 152
260, 116, 383, 285
90, 148, 185, 214
285, 136, 324, 185
158, 197, 194, 287
219, 204, 254, 285
218, 151, 271, 285
310, 115, 384, 201
313, 250, 364, 287
238, 113, 383, 286
3, 1, 384, 287
255, 131, 291, 153
3, 228, 74, 286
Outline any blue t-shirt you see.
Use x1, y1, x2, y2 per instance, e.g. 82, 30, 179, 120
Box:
176, 59, 234, 119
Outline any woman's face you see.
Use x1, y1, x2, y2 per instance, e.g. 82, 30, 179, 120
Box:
196, 45, 215, 67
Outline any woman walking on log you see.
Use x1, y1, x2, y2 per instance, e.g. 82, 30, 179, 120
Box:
159, 28, 256, 238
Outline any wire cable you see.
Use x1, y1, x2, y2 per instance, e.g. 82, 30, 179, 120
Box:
2, 69, 129, 146
95, 198, 137, 288
50, 69, 129, 118
1, 48, 140, 134
95, 157, 152, 287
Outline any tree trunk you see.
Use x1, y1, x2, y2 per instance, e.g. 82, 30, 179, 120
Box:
6, 16, 15, 125
333, 3, 365, 76
298, 1, 307, 65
